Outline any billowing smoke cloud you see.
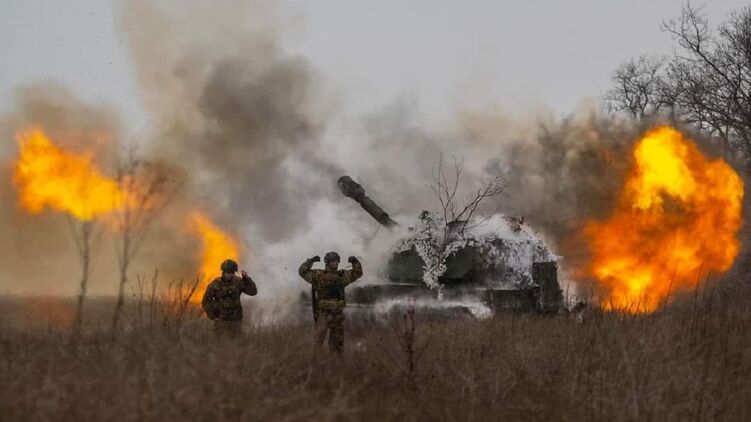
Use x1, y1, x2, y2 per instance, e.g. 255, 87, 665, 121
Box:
456, 110, 636, 258
120, 0, 340, 243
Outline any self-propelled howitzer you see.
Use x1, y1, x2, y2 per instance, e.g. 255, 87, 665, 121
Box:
313, 176, 564, 318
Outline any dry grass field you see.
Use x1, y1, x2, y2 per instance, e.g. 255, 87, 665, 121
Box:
1, 281, 750, 422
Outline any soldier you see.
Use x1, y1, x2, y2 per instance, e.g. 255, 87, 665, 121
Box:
201, 259, 258, 337
299, 252, 363, 352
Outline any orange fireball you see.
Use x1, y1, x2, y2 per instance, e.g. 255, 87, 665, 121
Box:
13, 127, 127, 221
188, 212, 241, 302
584, 126, 744, 312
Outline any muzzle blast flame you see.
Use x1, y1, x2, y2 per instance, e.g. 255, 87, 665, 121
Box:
583, 126, 744, 312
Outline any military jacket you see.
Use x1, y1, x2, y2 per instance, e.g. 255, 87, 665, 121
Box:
298, 258, 363, 310
201, 274, 257, 322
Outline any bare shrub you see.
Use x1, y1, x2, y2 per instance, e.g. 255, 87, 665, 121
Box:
388, 302, 431, 391
430, 154, 506, 237
111, 154, 178, 334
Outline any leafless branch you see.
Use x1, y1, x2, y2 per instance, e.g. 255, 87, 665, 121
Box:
606, 4, 751, 159
111, 151, 179, 334
429, 155, 506, 237
430, 154, 464, 228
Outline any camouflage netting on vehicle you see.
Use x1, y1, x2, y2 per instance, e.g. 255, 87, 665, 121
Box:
392, 212, 558, 290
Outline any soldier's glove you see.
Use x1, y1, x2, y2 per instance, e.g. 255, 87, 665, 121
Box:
348, 256, 358, 264
310, 255, 321, 263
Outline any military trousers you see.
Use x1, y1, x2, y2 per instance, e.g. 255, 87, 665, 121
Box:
212, 320, 242, 339
315, 309, 345, 352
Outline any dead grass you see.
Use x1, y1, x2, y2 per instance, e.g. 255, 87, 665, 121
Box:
1, 282, 751, 421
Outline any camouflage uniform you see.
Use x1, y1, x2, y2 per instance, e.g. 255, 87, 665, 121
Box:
299, 256, 363, 352
201, 273, 257, 337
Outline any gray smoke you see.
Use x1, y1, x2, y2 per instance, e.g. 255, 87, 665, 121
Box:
120, 0, 340, 243
458, 111, 635, 244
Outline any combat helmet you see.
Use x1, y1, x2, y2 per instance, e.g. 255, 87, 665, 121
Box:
220, 259, 238, 273
324, 251, 340, 264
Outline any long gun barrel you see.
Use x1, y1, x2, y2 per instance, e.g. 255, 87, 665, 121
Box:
337, 176, 397, 228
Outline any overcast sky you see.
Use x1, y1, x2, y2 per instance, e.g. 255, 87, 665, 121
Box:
1, 0, 748, 129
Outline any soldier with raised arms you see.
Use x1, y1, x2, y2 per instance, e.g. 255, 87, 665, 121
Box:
299, 252, 363, 352
201, 259, 258, 337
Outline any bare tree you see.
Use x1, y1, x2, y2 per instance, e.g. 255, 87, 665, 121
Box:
606, 55, 670, 119
430, 154, 506, 237
111, 153, 176, 333
606, 4, 751, 159
64, 171, 111, 338
69, 218, 97, 337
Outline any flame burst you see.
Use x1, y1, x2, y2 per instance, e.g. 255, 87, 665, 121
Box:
13, 127, 126, 221
188, 212, 240, 302
584, 126, 744, 312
